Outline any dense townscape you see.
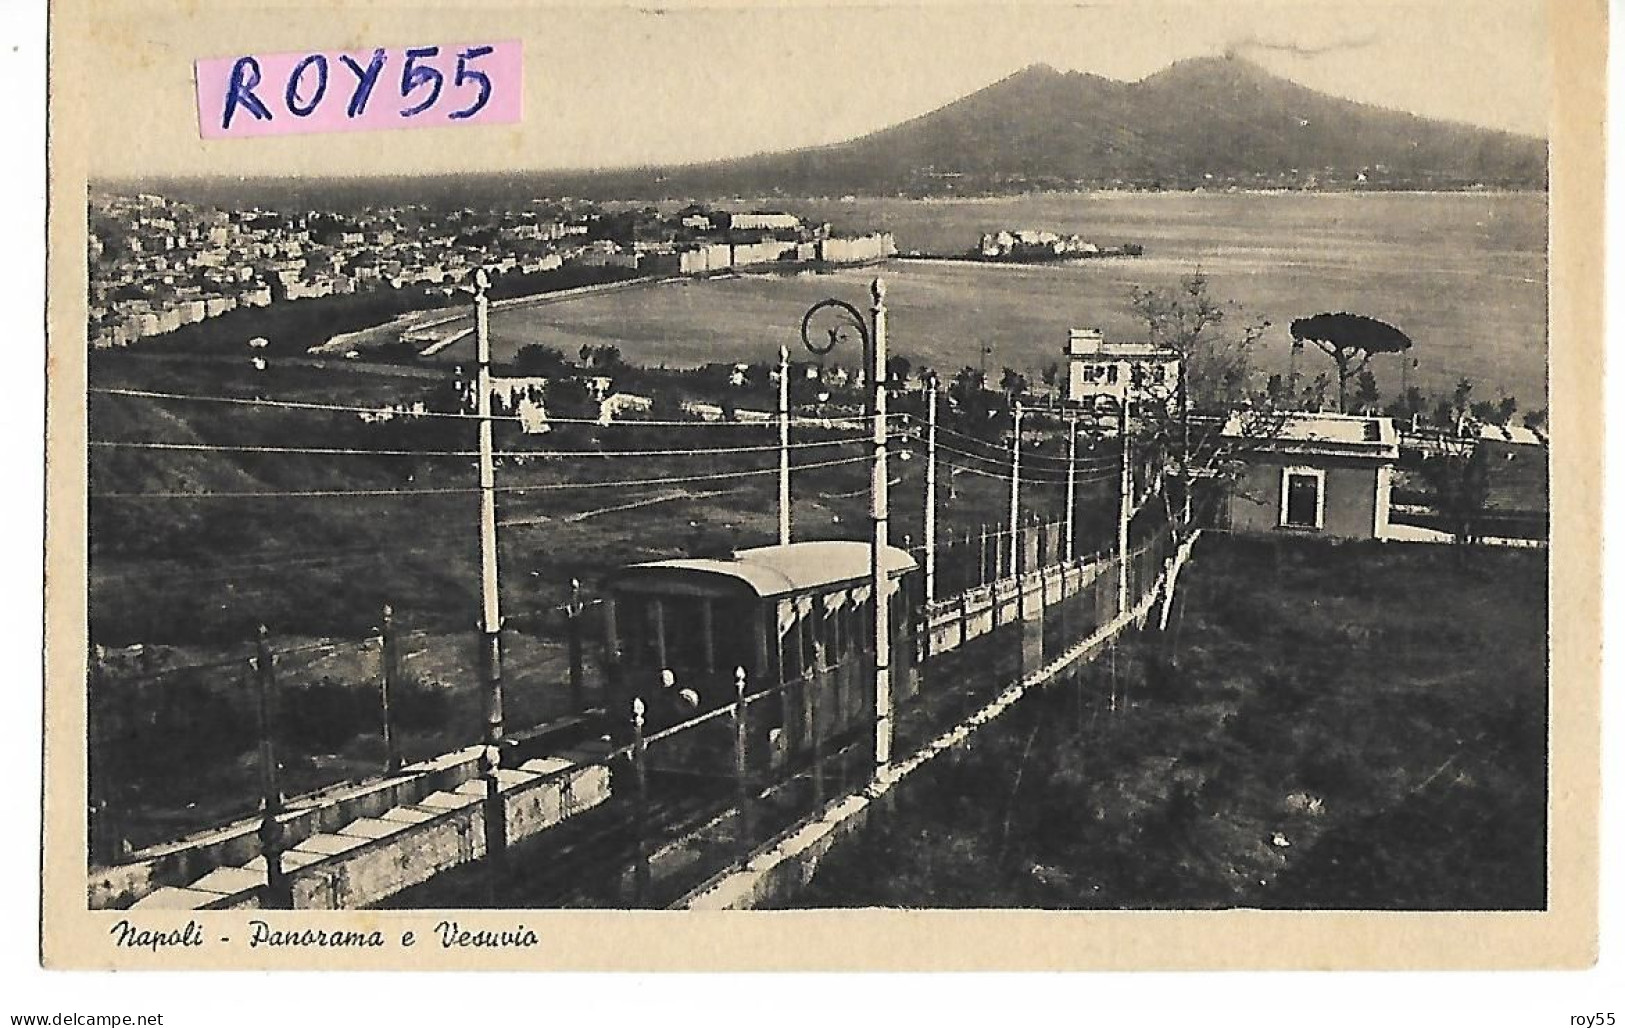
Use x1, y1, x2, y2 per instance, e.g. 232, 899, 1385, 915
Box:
87, 193, 893, 349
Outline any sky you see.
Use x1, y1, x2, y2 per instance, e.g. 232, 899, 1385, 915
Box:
82, 0, 1550, 180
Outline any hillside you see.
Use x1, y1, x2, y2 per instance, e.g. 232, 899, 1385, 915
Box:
790, 536, 1548, 910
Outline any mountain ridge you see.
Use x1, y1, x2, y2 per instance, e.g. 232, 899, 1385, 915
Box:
105, 55, 1547, 204
529, 55, 1547, 198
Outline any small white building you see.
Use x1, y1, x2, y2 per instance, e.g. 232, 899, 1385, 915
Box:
1218, 411, 1399, 541
1064, 328, 1183, 411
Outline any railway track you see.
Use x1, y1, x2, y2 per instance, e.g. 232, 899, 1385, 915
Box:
380, 585, 1101, 909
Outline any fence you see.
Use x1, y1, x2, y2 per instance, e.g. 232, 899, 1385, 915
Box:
88, 592, 610, 865
91, 501, 1180, 907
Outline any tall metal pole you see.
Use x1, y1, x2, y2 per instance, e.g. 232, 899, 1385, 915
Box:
778, 344, 791, 546
979, 522, 989, 587
475, 272, 504, 746
566, 578, 585, 713
380, 603, 400, 773
1118, 401, 1132, 617
473, 271, 507, 875
254, 625, 289, 908
1065, 415, 1078, 563
1179, 357, 1192, 527
870, 277, 892, 774
924, 380, 938, 609
1008, 402, 1023, 573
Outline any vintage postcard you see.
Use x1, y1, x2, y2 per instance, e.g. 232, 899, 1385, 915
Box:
42, 0, 1601, 971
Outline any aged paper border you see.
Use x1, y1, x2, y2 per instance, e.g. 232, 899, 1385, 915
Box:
40, 0, 1602, 971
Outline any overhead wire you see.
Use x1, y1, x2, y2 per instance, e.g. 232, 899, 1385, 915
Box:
89, 435, 874, 459
933, 452, 1119, 488
899, 411, 1113, 468
91, 449, 884, 499
90, 386, 904, 430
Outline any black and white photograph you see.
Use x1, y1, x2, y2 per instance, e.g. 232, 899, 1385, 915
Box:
39, 0, 1603, 977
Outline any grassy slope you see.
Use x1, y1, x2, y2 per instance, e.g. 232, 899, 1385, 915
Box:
792, 535, 1548, 910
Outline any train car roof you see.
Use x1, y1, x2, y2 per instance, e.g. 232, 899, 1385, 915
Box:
611, 540, 918, 599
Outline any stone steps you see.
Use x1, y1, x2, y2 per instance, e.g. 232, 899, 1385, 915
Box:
129, 754, 612, 910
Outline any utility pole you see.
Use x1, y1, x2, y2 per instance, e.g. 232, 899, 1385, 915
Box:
1179, 357, 1192, 528
380, 603, 400, 774
87, 644, 123, 866
924, 379, 938, 609
474, 270, 504, 745
870, 278, 892, 774
566, 578, 586, 713
1008, 402, 1023, 573
979, 522, 989, 587
1065, 414, 1078, 563
473, 269, 507, 873
778, 344, 791, 547
1118, 401, 1132, 618
254, 625, 289, 908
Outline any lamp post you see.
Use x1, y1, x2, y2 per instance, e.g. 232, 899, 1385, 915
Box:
799, 280, 891, 774
1118, 399, 1131, 617
1008, 402, 1023, 573
778, 345, 791, 546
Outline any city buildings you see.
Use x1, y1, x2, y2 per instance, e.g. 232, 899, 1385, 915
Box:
87, 193, 894, 349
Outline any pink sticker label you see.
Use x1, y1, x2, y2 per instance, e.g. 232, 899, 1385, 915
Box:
196, 41, 522, 139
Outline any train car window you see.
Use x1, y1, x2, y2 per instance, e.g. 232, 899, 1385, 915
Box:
846, 600, 859, 663
832, 600, 845, 665
780, 606, 804, 683
649, 597, 669, 668
797, 608, 813, 678
815, 606, 834, 672
659, 599, 713, 703
620, 596, 659, 668
711, 598, 758, 690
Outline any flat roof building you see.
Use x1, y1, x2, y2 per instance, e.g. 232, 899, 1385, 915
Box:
1216, 411, 1400, 542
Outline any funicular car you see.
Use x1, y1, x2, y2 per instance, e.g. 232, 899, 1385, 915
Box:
602, 540, 919, 779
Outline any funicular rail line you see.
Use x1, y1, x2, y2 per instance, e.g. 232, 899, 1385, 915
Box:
681, 529, 1200, 911
101, 521, 1178, 911
381, 526, 1183, 909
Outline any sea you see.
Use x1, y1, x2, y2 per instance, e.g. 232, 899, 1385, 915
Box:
480, 191, 1548, 407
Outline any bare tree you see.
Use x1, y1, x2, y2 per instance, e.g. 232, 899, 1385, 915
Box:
1129, 270, 1271, 410
1419, 439, 1492, 546
1126, 273, 1281, 539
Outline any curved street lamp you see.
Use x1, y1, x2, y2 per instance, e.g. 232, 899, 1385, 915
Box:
797, 279, 893, 775
799, 296, 871, 360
